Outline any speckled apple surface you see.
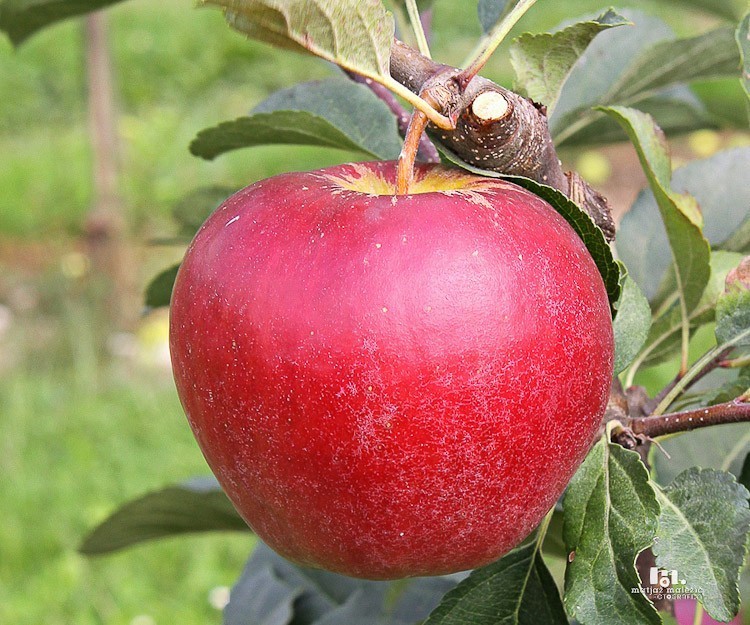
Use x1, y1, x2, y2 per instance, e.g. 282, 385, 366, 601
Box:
169, 161, 614, 579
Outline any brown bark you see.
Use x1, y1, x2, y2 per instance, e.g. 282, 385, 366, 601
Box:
630, 399, 750, 438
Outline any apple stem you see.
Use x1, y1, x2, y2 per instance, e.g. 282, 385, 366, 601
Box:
396, 108, 430, 195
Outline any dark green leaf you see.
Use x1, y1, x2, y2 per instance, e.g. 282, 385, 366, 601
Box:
601, 106, 710, 321
509, 10, 630, 113
312, 592, 383, 625
80, 478, 249, 555
422, 542, 567, 625
477, 0, 508, 33
738, 11, 750, 101
716, 257, 750, 347
252, 78, 402, 159
740, 453, 750, 491
389, 575, 466, 624
226, 543, 460, 625
613, 265, 652, 374
618, 148, 750, 300
190, 82, 402, 162
654, 468, 750, 621
437, 148, 620, 309
144, 263, 180, 309
191, 112, 365, 160
225, 565, 301, 625
173, 186, 236, 237
203, 0, 394, 83
0, 0, 128, 45
563, 438, 661, 625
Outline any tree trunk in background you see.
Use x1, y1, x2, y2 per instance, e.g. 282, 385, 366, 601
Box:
84, 11, 135, 331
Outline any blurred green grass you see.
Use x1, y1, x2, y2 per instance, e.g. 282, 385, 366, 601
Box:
0, 1, 743, 624
0, 294, 254, 625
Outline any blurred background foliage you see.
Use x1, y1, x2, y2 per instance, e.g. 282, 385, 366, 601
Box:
0, 0, 747, 623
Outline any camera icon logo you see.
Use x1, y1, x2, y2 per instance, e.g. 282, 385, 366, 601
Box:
649, 567, 687, 587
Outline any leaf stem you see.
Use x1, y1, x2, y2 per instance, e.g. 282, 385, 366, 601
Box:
535, 506, 555, 551
646, 346, 734, 414
721, 354, 750, 368
653, 332, 748, 416
404, 0, 431, 58
630, 398, 750, 438
381, 75, 453, 129
457, 0, 538, 89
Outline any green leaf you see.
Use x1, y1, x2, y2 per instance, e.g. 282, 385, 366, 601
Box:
0, 0, 128, 45
191, 111, 372, 160
437, 148, 620, 309
563, 438, 661, 625
653, 468, 750, 622
559, 87, 716, 147
654, 421, 750, 487
632, 251, 743, 367
202, 0, 394, 82
509, 10, 630, 113
173, 186, 236, 237
672, 0, 747, 21
79, 478, 249, 555
618, 147, 750, 300
716, 257, 750, 347
606, 26, 741, 104
737, 11, 750, 103
144, 263, 180, 309
694, 367, 750, 408
551, 12, 743, 146
723, 216, 750, 254
551, 11, 674, 143
422, 542, 567, 625
601, 106, 710, 321
252, 78, 402, 159
613, 266, 652, 374
191, 79, 404, 162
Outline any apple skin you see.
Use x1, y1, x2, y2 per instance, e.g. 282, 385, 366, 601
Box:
169, 160, 614, 580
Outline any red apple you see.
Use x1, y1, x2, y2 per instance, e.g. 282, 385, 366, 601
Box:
169, 160, 614, 579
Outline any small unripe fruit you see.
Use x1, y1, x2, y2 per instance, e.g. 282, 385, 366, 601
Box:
170, 161, 614, 579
